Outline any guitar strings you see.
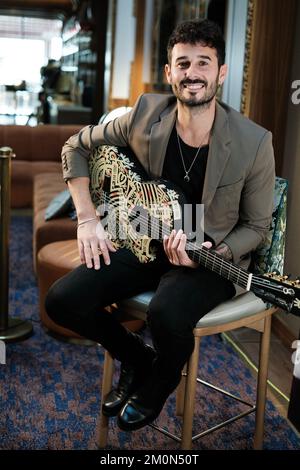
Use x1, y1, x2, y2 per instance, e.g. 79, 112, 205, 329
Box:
94, 195, 289, 294
95, 195, 251, 288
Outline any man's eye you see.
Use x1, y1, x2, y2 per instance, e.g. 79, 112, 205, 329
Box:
178, 62, 189, 68
199, 61, 208, 66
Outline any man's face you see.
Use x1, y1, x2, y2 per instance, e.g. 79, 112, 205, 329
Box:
165, 42, 227, 108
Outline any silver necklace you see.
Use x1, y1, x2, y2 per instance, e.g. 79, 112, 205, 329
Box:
176, 131, 208, 182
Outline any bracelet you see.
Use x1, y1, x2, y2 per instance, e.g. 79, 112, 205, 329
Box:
77, 216, 98, 228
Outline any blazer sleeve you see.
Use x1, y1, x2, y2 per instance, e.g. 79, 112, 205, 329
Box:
61, 96, 143, 181
222, 131, 275, 264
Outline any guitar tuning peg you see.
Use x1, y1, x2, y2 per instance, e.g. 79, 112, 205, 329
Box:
272, 270, 280, 275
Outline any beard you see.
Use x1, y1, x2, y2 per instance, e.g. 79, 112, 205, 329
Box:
171, 76, 219, 108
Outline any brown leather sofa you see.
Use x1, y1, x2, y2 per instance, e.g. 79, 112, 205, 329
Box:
0, 124, 82, 266
33, 172, 77, 269
1, 124, 98, 338
0, 124, 82, 208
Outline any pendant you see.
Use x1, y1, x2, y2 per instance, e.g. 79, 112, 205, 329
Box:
184, 174, 190, 182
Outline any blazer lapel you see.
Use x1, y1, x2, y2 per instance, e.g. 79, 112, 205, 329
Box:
149, 104, 177, 177
147, 99, 231, 212
202, 102, 231, 213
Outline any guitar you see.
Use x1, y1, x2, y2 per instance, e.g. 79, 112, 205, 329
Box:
88, 145, 300, 316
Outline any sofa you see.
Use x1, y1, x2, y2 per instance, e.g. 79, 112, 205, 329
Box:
0, 124, 82, 208
1, 124, 83, 337
0, 124, 82, 263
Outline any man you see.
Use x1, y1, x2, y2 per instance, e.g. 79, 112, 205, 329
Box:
45, 19, 275, 431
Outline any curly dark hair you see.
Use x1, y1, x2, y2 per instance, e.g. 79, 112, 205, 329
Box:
167, 19, 225, 67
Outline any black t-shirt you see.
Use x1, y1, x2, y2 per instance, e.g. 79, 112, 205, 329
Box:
162, 125, 208, 234
162, 126, 208, 204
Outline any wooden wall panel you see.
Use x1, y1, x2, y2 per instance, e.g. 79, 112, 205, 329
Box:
129, 0, 146, 106
245, 0, 297, 175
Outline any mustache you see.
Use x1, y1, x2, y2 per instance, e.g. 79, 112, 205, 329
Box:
180, 79, 207, 87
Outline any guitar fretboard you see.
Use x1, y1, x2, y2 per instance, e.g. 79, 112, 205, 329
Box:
186, 242, 251, 290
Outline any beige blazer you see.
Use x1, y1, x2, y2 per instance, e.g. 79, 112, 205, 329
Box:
62, 94, 275, 266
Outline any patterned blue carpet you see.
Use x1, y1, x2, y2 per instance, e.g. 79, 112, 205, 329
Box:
0, 215, 299, 450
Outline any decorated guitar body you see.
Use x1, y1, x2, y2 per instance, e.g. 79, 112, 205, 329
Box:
89, 145, 186, 262
89, 145, 300, 316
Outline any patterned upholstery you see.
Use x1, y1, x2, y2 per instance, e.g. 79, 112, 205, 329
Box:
252, 177, 288, 276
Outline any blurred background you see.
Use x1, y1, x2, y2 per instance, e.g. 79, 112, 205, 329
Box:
0, 0, 299, 360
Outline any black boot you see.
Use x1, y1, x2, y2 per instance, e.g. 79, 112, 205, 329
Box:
117, 362, 182, 431
102, 341, 156, 417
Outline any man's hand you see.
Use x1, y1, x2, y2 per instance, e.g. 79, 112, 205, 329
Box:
163, 230, 233, 268
67, 176, 117, 270
163, 229, 202, 268
215, 242, 233, 261
77, 218, 116, 270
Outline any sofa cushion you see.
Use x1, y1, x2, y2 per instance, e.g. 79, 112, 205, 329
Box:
0, 124, 83, 162
33, 173, 77, 269
0, 124, 83, 208
45, 189, 72, 221
12, 160, 62, 207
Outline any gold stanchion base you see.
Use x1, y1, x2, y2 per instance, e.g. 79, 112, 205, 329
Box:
0, 317, 33, 342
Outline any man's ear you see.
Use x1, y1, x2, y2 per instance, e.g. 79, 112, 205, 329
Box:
218, 63, 228, 85
165, 64, 172, 84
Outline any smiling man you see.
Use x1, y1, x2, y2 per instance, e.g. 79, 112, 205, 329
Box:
46, 20, 275, 432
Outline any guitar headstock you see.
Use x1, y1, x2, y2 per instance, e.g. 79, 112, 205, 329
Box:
264, 271, 300, 286
256, 272, 300, 316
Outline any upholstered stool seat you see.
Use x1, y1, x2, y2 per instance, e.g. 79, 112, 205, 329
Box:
119, 290, 266, 327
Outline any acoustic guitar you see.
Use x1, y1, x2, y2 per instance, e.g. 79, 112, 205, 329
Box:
88, 145, 300, 316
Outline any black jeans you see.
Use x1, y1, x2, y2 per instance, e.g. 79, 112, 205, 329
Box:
45, 247, 235, 377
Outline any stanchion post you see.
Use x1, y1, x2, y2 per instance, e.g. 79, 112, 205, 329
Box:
0, 146, 33, 342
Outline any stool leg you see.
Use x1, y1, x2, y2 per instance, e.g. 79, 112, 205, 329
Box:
98, 351, 114, 448
254, 314, 272, 450
181, 336, 201, 450
176, 364, 187, 417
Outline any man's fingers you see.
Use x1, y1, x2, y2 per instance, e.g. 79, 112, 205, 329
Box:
177, 233, 187, 256
99, 241, 111, 266
178, 234, 199, 268
164, 230, 179, 265
171, 229, 182, 249
163, 235, 171, 261
78, 240, 85, 264
83, 242, 93, 268
90, 240, 101, 270
164, 230, 198, 268
201, 241, 212, 249
106, 238, 117, 252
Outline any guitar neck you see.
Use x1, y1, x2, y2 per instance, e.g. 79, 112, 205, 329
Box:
186, 242, 252, 291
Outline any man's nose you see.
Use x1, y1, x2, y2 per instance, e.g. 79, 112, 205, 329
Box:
184, 63, 199, 79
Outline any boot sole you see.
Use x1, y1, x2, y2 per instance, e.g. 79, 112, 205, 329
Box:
102, 402, 126, 418
117, 409, 160, 432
